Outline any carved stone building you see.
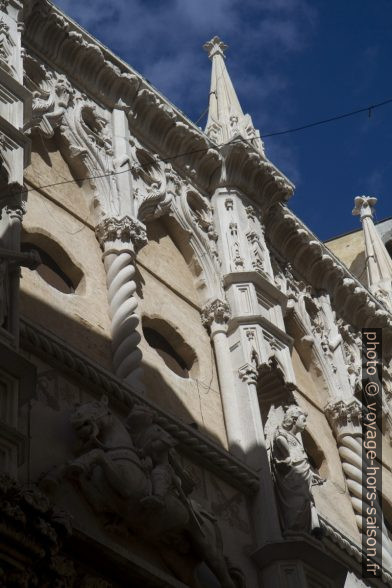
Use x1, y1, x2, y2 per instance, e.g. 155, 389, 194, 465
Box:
1, 1, 392, 587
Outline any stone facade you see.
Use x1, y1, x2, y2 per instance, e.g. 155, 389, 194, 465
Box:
1, 2, 392, 587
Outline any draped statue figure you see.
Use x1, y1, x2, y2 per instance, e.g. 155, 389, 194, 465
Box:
271, 406, 325, 536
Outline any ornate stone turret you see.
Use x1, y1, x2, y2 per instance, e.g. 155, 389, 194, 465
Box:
352, 195, 392, 310
203, 36, 264, 154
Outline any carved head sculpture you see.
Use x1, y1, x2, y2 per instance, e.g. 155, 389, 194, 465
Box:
281, 406, 308, 434
55, 74, 74, 107
70, 395, 112, 443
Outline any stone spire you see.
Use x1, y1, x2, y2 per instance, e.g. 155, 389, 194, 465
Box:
352, 195, 392, 310
203, 36, 264, 154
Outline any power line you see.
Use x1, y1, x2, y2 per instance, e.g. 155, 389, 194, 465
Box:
260, 97, 392, 138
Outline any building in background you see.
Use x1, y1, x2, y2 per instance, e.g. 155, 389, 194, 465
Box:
1, 1, 392, 586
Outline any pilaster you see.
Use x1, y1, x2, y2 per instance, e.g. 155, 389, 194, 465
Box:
201, 298, 244, 457
211, 186, 291, 545
0, 0, 32, 346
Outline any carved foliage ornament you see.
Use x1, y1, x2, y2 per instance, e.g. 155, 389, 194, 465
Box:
325, 399, 362, 433
95, 215, 147, 251
0, 18, 15, 73
25, 57, 119, 219
201, 298, 230, 328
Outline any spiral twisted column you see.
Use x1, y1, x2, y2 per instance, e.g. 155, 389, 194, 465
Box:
96, 216, 147, 390
326, 399, 392, 570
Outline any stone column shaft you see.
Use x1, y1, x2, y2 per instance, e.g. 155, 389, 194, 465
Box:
211, 327, 243, 455
202, 299, 244, 455
96, 216, 147, 391
326, 399, 392, 571
238, 364, 282, 545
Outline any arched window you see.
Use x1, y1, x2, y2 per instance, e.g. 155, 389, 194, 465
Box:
385, 239, 392, 259
142, 317, 198, 379
21, 233, 83, 294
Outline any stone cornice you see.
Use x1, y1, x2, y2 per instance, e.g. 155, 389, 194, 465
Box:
267, 203, 392, 347
19, 316, 260, 495
23, 0, 293, 207
320, 515, 392, 586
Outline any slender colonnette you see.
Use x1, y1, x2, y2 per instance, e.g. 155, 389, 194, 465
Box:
326, 399, 392, 571
96, 216, 147, 389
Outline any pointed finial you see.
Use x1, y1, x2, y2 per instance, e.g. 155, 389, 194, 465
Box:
203, 36, 228, 60
352, 195, 377, 219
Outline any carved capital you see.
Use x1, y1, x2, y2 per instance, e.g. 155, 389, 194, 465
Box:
201, 298, 230, 330
352, 195, 377, 220
95, 216, 147, 251
238, 363, 258, 385
325, 399, 362, 437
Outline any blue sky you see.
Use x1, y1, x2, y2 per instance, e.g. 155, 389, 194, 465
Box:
55, 0, 392, 240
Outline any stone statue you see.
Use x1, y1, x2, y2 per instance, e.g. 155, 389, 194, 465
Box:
41, 396, 243, 588
271, 405, 325, 536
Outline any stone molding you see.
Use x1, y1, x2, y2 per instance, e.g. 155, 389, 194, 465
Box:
319, 515, 392, 587
95, 215, 147, 251
19, 316, 260, 494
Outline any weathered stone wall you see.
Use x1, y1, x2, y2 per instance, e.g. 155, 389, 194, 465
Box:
21, 140, 112, 368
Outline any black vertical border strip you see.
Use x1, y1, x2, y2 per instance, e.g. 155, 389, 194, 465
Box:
361, 328, 383, 579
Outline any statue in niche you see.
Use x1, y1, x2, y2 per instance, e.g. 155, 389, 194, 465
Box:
41, 396, 243, 588
271, 406, 325, 537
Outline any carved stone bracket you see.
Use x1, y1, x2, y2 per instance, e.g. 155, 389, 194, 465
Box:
238, 362, 258, 386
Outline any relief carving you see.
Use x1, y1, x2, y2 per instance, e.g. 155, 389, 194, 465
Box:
131, 145, 176, 222
42, 396, 244, 588
247, 230, 266, 274
0, 473, 74, 587
0, 18, 15, 74
25, 56, 119, 219
228, 222, 244, 270
271, 406, 325, 536
337, 319, 362, 393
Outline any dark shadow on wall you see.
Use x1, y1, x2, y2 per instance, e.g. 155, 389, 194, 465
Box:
19, 287, 224, 451
349, 250, 368, 286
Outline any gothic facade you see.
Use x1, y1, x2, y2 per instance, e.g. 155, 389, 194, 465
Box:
1, 1, 392, 587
